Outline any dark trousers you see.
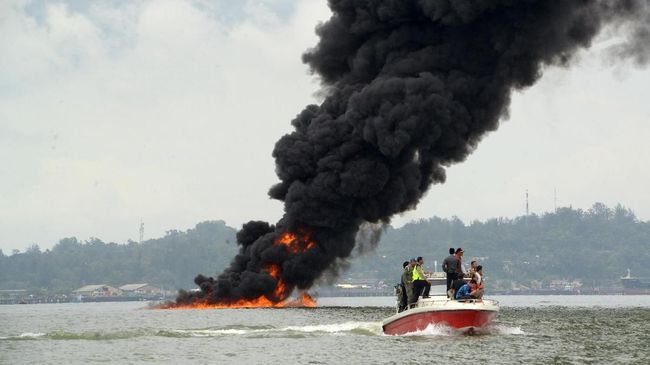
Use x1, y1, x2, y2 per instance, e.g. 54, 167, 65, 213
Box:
446, 272, 458, 293
413, 280, 431, 299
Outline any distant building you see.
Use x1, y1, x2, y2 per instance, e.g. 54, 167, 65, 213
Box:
74, 285, 122, 297
119, 283, 161, 296
549, 279, 583, 292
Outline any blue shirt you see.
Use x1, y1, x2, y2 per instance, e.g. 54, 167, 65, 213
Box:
455, 283, 472, 300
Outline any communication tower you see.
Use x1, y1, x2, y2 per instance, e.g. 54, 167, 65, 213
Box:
139, 219, 144, 244
526, 189, 529, 216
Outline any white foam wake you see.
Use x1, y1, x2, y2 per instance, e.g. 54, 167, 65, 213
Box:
283, 321, 380, 333
488, 325, 525, 335
172, 321, 382, 337
384, 323, 526, 337
0, 332, 46, 340
394, 323, 456, 337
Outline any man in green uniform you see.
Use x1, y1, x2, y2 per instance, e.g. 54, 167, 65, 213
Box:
402, 258, 416, 308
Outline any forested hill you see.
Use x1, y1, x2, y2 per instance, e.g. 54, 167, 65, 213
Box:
0, 221, 237, 292
1, 203, 649, 293
348, 203, 650, 286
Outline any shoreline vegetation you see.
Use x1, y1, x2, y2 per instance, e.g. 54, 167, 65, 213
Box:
1, 203, 649, 303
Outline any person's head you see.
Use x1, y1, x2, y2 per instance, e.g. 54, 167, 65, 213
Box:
449, 247, 455, 255
470, 260, 477, 268
477, 265, 483, 273
410, 258, 417, 266
455, 248, 464, 256
417, 256, 423, 264
403, 261, 409, 268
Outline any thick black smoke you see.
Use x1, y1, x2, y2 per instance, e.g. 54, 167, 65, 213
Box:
176, 0, 649, 305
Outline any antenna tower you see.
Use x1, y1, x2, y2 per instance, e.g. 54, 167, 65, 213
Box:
139, 219, 144, 244
526, 189, 529, 216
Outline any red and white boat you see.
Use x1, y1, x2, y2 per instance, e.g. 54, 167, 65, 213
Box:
382, 295, 499, 335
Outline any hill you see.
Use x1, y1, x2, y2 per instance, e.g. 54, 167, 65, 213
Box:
1, 203, 648, 293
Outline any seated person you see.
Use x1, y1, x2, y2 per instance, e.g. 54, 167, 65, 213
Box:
455, 278, 478, 300
472, 267, 485, 299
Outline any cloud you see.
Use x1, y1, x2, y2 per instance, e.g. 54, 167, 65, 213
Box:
1, 0, 649, 252
0, 0, 330, 250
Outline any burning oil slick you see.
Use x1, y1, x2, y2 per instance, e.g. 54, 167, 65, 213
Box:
169, 0, 649, 309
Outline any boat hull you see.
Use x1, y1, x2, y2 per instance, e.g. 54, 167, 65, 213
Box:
382, 298, 499, 335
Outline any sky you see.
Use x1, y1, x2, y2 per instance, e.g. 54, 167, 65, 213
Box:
1, 0, 649, 253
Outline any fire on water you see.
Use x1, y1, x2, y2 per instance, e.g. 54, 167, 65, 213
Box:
157, 292, 317, 310
157, 230, 318, 310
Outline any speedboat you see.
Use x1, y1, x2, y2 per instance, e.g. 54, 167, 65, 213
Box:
382, 294, 499, 335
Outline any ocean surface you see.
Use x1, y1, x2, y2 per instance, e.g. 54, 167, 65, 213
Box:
1, 295, 649, 364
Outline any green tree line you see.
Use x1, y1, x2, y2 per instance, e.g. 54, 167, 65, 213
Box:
348, 202, 649, 288
0, 221, 237, 293
1, 203, 648, 293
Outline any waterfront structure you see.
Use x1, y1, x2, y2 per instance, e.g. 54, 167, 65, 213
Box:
119, 283, 161, 296
74, 284, 122, 297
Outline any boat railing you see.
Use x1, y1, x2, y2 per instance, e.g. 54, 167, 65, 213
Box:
408, 296, 499, 309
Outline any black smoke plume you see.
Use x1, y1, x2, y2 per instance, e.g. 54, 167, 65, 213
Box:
176, 0, 649, 305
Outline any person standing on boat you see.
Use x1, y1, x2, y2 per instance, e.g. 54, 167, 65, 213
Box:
398, 261, 409, 312
403, 258, 416, 307
442, 247, 458, 297
455, 248, 466, 277
412, 257, 431, 300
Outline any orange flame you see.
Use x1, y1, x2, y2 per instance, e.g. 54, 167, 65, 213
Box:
157, 291, 318, 310
265, 263, 287, 299
157, 264, 318, 310
300, 292, 317, 307
158, 229, 318, 310
275, 229, 316, 254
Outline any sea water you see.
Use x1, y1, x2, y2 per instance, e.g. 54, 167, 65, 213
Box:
1, 296, 649, 364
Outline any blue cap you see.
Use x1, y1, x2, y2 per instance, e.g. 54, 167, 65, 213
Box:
410, 257, 417, 262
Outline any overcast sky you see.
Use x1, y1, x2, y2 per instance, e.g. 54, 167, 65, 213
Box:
2, 0, 649, 253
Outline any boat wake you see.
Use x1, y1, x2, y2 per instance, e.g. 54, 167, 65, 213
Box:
486, 324, 526, 336
0, 323, 383, 341
169, 321, 383, 337
397, 323, 456, 337
387, 323, 526, 337
0, 323, 523, 341
0, 332, 46, 340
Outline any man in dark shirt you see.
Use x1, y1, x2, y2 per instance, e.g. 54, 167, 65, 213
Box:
442, 247, 458, 297
454, 247, 466, 277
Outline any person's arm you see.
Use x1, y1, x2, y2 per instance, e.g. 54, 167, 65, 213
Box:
470, 285, 478, 297
417, 266, 425, 278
